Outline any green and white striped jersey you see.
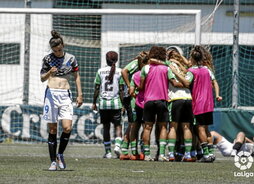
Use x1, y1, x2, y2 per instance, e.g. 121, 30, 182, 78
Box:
94, 66, 124, 110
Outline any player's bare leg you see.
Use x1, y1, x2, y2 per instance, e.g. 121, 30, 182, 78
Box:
182, 123, 193, 161
143, 122, 154, 161
158, 122, 168, 161
167, 122, 177, 161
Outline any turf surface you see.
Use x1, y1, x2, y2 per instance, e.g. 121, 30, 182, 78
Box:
0, 144, 253, 184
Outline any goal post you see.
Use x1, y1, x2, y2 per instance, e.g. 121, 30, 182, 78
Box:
0, 8, 201, 67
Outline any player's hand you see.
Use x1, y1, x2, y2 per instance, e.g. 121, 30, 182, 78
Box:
171, 59, 180, 65
50, 66, 57, 75
127, 86, 131, 95
122, 107, 126, 116
92, 103, 97, 111
130, 92, 136, 98
169, 64, 177, 74
216, 96, 223, 102
76, 96, 83, 107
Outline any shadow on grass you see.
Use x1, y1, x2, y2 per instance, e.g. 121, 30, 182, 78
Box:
42, 169, 75, 172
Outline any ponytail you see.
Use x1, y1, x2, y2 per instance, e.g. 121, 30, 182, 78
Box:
49, 30, 64, 48
108, 63, 116, 83
190, 45, 203, 66
106, 51, 118, 83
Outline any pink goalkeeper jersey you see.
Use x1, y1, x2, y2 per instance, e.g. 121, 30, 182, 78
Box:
188, 66, 214, 115
133, 71, 145, 108
142, 64, 171, 104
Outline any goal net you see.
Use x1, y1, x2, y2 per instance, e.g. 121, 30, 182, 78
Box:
0, 8, 203, 143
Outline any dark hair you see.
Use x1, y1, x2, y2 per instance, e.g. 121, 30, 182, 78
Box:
49, 30, 64, 48
200, 46, 215, 72
106, 51, 118, 83
190, 45, 203, 66
149, 46, 166, 61
167, 50, 187, 74
137, 51, 149, 70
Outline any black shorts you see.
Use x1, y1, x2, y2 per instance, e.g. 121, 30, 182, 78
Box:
123, 96, 134, 122
143, 100, 169, 122
99, 109, 121, 126
169, 99, 193, 123
195, 112, 213, 126
134, 105, 144, 124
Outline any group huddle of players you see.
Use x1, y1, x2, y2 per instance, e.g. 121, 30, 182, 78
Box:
93, 45, 253, 163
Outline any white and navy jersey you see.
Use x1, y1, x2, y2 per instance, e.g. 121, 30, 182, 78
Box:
40, 52, 79, 76
94, 66, 124, 109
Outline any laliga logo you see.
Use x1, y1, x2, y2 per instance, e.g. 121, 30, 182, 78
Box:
234, 151, 253, 170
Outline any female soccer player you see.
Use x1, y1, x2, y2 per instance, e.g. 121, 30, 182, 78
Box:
211, 131, 254, 157
139, 46, 183, 161
170, 45, 222, 162
120, 51, 148, 159
166, 49, 193, 162
128, 53, 149, 160
40, 30, 83, 171
92, 51, 124, 159
199, 46, 221, 160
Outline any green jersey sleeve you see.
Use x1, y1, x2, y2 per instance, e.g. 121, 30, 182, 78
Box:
167, 67, 176, 79
119, 76, 125, 85
124, 59, 139, 75
165, 60, 171, 66
185, 71, 194, 82
94, 71, 101, 85
130, 77, 135, 87
140, 65, 149, 78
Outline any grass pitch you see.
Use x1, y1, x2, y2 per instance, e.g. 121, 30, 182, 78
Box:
0, 143, 253, 184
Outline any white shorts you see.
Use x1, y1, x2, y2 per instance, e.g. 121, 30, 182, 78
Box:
43, 88, 73, 123
217, 137, 233, 156
217, 137, 254, 156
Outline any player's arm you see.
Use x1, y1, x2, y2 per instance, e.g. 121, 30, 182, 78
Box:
121, 59, 139, 90
212, 79, 222, 102
137, 65, 147, 91
245, 137, 254, 144
119, 77, 125, 104
209, 69, 222, 102
121, 68, 130, 88
149, 59, 170, 66
180, 55, 191, 67
171, 59, 188, 73
40, 58, 57, 82
92, 71, 101, 111
169, 78, 184, 88
71, 58, 83, 107
169, 65, 191, 88
129, 77, 136, 98
73, 71, 83, 107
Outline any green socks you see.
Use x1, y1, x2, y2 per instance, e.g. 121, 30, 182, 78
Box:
184, 139, 192, 153
168, 139, 176, 153
121, 141, 129, 155
144, 145, 150, 156
159, 139, 167, 155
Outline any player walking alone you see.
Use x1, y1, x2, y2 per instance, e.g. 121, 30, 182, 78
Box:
41, 30, 83, 170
